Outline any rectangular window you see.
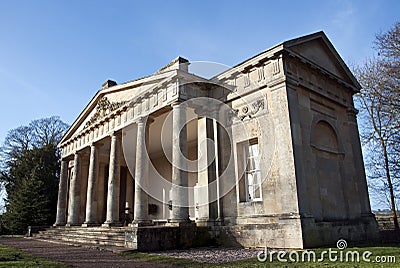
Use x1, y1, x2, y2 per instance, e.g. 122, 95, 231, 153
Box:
243, 139, 262, 202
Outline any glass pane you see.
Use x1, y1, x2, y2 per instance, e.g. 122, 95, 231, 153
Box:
254, 184, 261, 198
252, 172, 259, 184
254, 157, 260, 170
247, 172, 254, 185
248, 185, 254, 200
249, 143, 259, 157
249, 158, 256, 170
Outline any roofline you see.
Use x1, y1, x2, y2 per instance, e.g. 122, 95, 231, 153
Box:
211, 32, 323, 80
58, 69, 178, 146
211, 43, 283, 80
59, 31, 361, 146
212, 31, 361, 90
282, 31, 361, 90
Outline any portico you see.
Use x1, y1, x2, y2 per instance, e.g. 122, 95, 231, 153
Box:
53, 32, 378, 250
54, 61, 217, 228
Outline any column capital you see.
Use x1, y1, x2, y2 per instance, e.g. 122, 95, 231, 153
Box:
194, 106, 219, 119
134, 116, 147, 124
147, 115, 155, 124
134, 115, 155, 125
109, 130, 121, 139
170, 101, 188, 109
90, 141, 103, 148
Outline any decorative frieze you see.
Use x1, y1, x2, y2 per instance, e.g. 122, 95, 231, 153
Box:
235, 99, 266, 120
272, 59, 280, 75
84, 97, 128, 129
285, 56, 351, 108
61, 74, 185, 157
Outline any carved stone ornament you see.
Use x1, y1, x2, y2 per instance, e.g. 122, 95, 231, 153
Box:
84, 97, 128, 128
235, 99, 265, 120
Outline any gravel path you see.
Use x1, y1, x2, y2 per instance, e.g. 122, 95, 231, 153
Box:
152, 247, 259, 263
0, 237, 259, 266
0, 237, 173, 268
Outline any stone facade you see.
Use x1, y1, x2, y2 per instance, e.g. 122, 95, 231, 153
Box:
55, 31, 378, 249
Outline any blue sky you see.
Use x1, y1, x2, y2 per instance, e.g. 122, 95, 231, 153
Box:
0, 0, 398, 143
0, 1, 399, 209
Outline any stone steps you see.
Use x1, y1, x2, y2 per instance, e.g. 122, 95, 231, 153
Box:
32, 226, 128, 249
39, 229, 126, 239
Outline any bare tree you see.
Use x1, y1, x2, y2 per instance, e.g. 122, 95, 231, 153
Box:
374, 22, 400, 129
0, 116, 69, 164
1, 126, 33, 162
0, 182, 5, 214
356, 22, 400, 229
29, 116, 70, 148
0, 116, 69, 232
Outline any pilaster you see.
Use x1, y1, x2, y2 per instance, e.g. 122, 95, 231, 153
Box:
170, 102, 189, 222
133, 116, 152, 225
83, 143, 99, 226
54, 159, 69, 226
102, 132, 121, 227
67, 152, 81, 226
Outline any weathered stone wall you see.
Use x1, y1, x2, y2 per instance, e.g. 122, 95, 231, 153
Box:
283, 51, 379, 247
375, 214, 398, 230
211, 53, 305, 248
300, 215, 379, 247
215, 216, 303, 248
125, 223, 211, 251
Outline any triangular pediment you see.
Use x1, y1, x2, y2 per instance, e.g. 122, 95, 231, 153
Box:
59, 67, 188, 146
283, 32, 360, 90
60, 87, 140, 144
76, 95, 129, 133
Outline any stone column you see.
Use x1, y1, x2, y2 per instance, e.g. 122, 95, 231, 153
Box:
347, 108, 373, 215
212, 113, 222, 221
125, 172, 134, 221
196, 108, 220, 224
133, 116, 151, 224
67, 152, 81, 226
170, 103, 189, 222
103, 132, 121, 226
54, 159, 69, 226
83, 143, 98, 226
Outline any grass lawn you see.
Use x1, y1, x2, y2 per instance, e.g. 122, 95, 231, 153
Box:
0, 243, 70, 268
121, 245, 400, 267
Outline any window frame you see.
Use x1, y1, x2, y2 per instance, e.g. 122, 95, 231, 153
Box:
243, 139, 262, 202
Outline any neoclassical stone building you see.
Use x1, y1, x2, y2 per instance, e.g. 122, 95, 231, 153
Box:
53, 32, 378, 249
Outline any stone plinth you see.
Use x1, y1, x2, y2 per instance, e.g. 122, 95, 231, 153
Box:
124, 223, 198, 251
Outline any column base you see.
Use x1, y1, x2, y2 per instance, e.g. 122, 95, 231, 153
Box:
101, 222, 123, 228
82, 223, 101, 227
166, 221, 195, 227
168, 218, 192, 224
65, 223, 81, 227
129, 220, 153, 227
53, 223, 66, 227
195, 219, 223, 227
